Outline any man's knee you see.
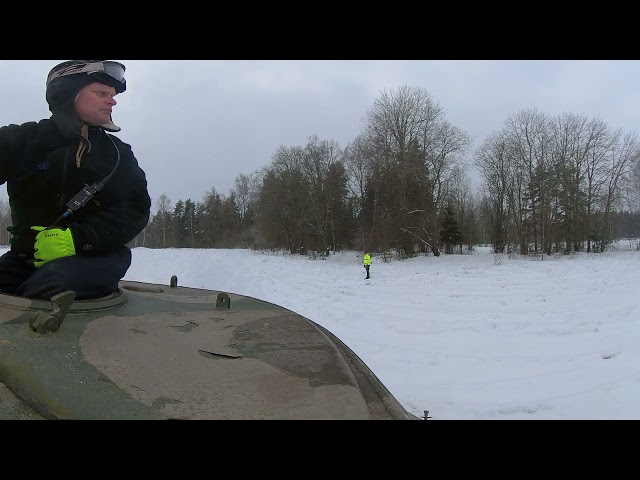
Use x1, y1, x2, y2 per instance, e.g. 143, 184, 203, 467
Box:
15, 248, 130, 300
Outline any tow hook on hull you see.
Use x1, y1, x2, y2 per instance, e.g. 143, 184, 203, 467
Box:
29, 291, 76, 334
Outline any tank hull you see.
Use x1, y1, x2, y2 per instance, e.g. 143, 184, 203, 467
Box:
0, 280, 417, 420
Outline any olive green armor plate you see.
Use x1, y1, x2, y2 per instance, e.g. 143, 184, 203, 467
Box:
0, 279, 417, 420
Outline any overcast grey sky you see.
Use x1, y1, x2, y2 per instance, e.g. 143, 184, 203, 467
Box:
0, 60, 638, 211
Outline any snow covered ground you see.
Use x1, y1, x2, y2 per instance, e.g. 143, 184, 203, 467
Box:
2, 242, 639, 419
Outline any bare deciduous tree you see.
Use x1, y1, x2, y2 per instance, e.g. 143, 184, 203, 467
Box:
361, 85, 471, 256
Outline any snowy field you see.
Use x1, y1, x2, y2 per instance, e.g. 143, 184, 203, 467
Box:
2, 242, 639, 419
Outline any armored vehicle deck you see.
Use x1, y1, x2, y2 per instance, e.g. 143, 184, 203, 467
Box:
0, 279, 417, 420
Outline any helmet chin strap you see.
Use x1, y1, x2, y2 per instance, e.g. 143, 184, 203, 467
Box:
100, 114, 121, 132
76, 123, 91, 168
74, 114, 120, 168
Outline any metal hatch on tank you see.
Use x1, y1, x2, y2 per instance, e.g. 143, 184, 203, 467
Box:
0, 276, 419, 420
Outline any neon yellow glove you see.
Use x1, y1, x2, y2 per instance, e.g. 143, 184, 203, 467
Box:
31, 226, 76, 268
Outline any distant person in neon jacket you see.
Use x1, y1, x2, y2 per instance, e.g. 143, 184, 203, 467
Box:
363, 252, 371, 279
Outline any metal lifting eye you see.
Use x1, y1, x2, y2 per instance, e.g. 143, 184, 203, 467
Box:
29, 291, 76, 334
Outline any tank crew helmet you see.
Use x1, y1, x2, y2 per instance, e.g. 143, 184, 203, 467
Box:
45, 60, 127, 138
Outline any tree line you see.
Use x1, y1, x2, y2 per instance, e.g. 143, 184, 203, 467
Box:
1, 85, 639, 257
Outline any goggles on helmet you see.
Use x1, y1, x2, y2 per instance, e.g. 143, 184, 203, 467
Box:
46, 61, 126, 87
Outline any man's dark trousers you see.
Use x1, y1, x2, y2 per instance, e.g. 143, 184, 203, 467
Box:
0, 247, 131, 300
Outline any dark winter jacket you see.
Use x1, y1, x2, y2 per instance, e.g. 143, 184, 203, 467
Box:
0, 118, 151, 258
